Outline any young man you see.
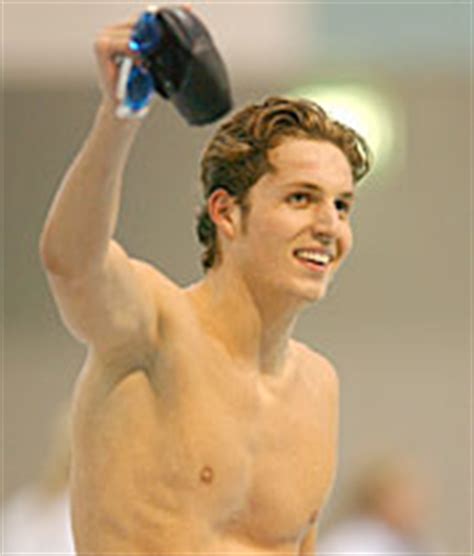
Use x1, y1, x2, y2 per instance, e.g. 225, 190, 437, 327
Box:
39, 11, 371, 555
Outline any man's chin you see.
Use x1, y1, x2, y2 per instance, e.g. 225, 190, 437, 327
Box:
290, 280, 329, 305
303, 287, 327, 303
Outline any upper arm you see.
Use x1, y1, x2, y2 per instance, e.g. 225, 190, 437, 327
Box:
295, 352, 338, 556
307, 350, 341, 505
299, 522, 318, 555
304, 347, 339, 418
312, 351, 340, 426
317, 354, 340, 481
43, 240, 174, 368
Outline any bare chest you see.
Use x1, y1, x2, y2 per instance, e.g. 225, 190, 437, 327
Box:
73, 333, 337, 550
170, 358, 335, 544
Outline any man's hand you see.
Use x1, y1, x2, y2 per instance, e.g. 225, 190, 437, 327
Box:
93, 12, 147, 109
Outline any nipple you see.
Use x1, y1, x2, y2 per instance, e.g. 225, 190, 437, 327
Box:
200, 465, 214, 484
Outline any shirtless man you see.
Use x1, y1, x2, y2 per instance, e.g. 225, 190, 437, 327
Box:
39, 9, 371, 555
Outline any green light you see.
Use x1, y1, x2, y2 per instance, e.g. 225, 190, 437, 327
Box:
288, 83, 404, 184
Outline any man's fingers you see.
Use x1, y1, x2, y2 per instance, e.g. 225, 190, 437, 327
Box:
107, 13, 141, 29
95, 33, 136, 61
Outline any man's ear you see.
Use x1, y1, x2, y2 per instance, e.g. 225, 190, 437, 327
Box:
207, 188, 240, 239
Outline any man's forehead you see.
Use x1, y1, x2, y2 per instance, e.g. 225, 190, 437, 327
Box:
261, 139, 354, 196
267, 138, 353, 185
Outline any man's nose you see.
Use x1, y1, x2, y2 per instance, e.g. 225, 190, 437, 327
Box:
311, 201, 339, 238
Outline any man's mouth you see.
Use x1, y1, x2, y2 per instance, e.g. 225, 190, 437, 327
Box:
293, 248, 334, 273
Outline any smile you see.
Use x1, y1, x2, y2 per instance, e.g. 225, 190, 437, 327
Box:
293, 249, 333, 273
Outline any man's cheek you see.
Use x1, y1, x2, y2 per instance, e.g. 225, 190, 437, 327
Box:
342, 227, 354, 257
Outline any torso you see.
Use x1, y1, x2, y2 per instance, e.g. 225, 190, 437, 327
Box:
71, 284, 338, 554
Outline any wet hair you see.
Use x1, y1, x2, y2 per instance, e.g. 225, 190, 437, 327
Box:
196, 96, 372, 271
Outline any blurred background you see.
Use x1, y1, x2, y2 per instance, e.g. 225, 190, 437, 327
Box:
3, 0, 472, 553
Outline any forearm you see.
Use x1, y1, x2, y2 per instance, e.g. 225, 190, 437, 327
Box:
40, 101, 143, 277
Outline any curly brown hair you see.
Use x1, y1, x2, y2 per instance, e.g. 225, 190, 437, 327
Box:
196, 96, 372, 271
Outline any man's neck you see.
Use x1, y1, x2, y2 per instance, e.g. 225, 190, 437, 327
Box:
186, 263, 304, 377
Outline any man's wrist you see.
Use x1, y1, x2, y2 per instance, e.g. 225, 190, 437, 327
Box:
95, 99, 145, 133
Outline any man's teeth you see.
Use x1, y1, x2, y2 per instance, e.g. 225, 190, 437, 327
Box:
295, 250, 331, 265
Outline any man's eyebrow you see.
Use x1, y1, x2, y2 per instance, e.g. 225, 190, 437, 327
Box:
285, 182, 355, 200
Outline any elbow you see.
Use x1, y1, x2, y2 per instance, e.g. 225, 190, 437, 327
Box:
38, 227, 70, 277
39, 228, 55, 271
39, 227, 109, 280
38, 232, 60, 274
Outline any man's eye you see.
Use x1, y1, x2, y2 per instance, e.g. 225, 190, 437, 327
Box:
335, 199, 351, 213
288, 192, 312, 205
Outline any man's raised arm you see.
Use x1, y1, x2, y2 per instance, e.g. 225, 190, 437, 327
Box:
40, 13, 145, 278
39, 15, 171, 365
39, 100, 141, 278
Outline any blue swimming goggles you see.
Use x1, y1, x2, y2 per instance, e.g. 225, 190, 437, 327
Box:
116, 9, 162, 118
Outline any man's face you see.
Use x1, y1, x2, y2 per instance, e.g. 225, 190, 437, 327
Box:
231, 138, 356, 303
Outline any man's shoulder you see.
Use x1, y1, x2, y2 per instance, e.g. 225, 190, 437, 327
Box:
129, 257, 187, 311
291, 340, 339, 389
